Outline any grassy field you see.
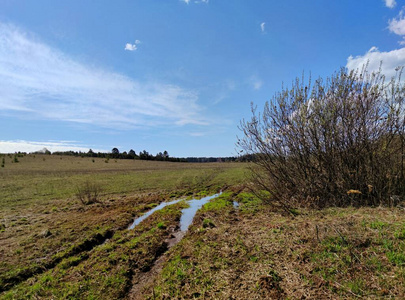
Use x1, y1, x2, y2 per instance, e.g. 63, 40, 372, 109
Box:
0, 154, 247, 298
1, 154, 404, 299
0, 154, 246, 207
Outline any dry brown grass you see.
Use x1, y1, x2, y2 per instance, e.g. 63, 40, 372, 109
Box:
2, 155, 403, 299
147, 191, 405, 299
0, 155, 247, 295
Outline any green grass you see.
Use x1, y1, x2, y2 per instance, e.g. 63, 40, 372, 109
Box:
236, 192, 263, 215
0, 154, 247, 208
0, 155, 247, 295
201, 192, 233, 212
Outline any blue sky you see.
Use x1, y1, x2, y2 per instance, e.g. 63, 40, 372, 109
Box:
1, 0, 405, 156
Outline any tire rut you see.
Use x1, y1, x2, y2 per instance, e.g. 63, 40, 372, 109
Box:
127, 229, 185, 299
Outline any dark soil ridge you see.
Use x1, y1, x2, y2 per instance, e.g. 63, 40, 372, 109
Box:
0, 229, 114, 293
127, 227, 185, 300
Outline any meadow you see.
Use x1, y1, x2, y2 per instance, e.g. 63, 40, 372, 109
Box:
0, 154, 404, 299
0, 154, 246, 297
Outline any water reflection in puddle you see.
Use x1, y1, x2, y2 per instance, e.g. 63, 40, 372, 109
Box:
179, 193, 221, 231
128, 192, 222, 231
128, 198, 182, 230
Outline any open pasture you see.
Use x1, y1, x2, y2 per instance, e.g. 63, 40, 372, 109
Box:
1, 154, 404, 299
0, 154, 247, 297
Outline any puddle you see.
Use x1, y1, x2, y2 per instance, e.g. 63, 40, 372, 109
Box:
179, 192, 221, 231
128, 199, 183, 230
127, 192, 221, 299
128, 192, 222, 231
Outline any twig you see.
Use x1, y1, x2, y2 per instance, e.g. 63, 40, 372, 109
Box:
333, 228, 348, 245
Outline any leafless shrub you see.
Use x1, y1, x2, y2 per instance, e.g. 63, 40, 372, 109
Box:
238, 66, 405, 210
76, 181, 102, 205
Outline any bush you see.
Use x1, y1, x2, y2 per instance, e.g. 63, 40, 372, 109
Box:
76, 181, 102, 205
238, 67, 404, 210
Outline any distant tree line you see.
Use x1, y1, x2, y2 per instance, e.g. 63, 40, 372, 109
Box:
184, 157, 238, 163
47, 148, 244, 163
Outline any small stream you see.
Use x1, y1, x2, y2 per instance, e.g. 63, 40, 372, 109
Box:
128, 192, 222, 232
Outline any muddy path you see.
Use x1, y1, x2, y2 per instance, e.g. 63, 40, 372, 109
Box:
0, 192, 225, 297
126, 193, 223, 299
128, 229, 185, 299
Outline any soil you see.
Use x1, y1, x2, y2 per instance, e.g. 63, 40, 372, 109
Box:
127, 227, 185, 300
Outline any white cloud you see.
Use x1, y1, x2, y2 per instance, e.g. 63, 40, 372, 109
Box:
387, 8, 405, 44
184, 0, 209, 5
260, 22, 266, 33
0, 140, 107, 153
0, 23, 207, 129
384, 0, 396, 8
346, 46, 405, 79
124, 40, 140, 51
368, 46, 379, 53
124, 43, 137, 51
389, 10, 405, 36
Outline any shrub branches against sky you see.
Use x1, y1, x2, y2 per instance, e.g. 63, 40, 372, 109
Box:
0, 1, 405, 156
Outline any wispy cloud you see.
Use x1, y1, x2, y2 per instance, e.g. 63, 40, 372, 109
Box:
124, 40, 140, 51
249, 76, 263, 90
389, 9, 405, 35
384, 0, 396, 8
211, 79, 237, 105
260, 22, 266, 33
0, 140, 107, 153
0, 23, 208, 129
189, 132, 206, 137
181, 0, 209, 5
253, 80, 263, 90
346, 46, 405, 79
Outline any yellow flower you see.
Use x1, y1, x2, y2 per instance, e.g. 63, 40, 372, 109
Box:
347, 189, 362, 195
